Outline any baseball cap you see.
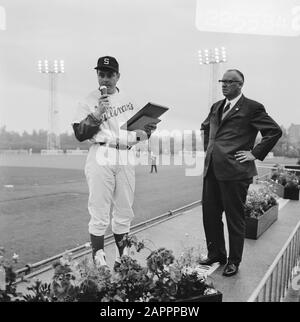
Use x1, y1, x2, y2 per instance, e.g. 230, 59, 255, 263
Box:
94, 56, 119, 72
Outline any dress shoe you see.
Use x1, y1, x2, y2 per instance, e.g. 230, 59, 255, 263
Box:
222, 263, 239, 277
199, 256, 227, 266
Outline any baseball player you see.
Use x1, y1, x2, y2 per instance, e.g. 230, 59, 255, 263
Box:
72, 56, 156, 270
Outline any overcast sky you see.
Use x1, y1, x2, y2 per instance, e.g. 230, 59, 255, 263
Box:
1, 0, 300, 134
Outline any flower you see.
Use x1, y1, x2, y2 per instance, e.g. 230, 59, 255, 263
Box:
244, 183, 278, 218
1, 236, 220, 302
12, 253, 19, 263
204, 287, 218, 295
0, 247, 23, 301
270, 165, 300, 189
59, 251, 73, 266
84, 242, 91, 248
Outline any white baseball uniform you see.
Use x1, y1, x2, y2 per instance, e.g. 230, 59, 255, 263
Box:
72, 88, 138, 236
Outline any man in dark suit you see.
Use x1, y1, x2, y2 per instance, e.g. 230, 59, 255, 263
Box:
199, 69, 282, 277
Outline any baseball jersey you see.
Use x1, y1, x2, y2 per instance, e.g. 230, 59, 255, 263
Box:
72, 88, 138, 146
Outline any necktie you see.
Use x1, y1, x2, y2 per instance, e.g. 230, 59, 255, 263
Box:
221, 102, 230, 121
223, 102, 231, 114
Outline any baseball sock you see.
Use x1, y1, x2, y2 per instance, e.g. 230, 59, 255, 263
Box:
90, 234, 104, 259
114, 233, 129, 263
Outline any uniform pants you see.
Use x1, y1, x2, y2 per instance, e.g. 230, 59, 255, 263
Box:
85, 144, 135, 236
202, 164, 252, 265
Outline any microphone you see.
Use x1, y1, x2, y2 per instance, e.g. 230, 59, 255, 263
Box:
99, 86, 109, 114
100, 85, 107, 95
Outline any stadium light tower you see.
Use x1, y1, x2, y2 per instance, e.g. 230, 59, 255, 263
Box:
38, 59, 64, 150
198, 47, 227, 108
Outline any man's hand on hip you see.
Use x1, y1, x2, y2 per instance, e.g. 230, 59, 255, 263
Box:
235, 150, 256, 163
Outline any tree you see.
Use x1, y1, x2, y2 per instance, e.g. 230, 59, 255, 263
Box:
0, 127, 89, 152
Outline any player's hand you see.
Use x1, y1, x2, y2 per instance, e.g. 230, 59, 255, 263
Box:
144, 123, 157, 136
235, 150, 256, 163
134, 123, 157, 141
134, 129, 148, 141
93, 95, 109, 119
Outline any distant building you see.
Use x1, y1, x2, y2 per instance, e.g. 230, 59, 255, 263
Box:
288, 124, 300, 144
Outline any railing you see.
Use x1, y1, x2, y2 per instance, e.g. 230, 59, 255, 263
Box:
256, 164, 300, 173
247, 219, 300, 302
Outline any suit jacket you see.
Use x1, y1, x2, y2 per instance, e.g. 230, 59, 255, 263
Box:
201, 95, 282, 180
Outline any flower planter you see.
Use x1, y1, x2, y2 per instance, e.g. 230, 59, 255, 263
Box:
174, 291, 223, 302
245, 204, 278, 240
269, 180, 284, 198
269, 180, 299, 200
284, 165, 300, 176
283, 187, 299, 201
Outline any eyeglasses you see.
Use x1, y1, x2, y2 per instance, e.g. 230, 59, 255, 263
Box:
98, 71, 116, 78
218, 80, 240, 85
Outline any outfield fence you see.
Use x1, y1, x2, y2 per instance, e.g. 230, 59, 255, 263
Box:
0, 149, 29, 154
40, 149, 64, 155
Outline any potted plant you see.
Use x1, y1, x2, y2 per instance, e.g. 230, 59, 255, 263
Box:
270, 165, 300, 200
0, 248, 23, 302
282, 173, 300, 200
244, 183, 279, 239
1, 236, 222, 302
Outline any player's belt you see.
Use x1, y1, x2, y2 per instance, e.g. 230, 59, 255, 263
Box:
98, 142, 132, 150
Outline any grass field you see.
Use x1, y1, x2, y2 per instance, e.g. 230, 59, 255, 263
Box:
0, 153, 298, 268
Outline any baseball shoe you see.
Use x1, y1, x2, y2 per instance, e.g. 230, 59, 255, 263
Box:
94, 249, 107, 267
122, 246, 129, 256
